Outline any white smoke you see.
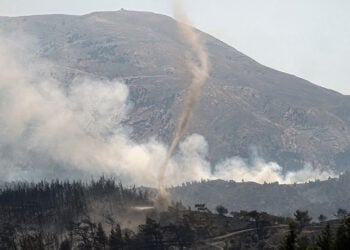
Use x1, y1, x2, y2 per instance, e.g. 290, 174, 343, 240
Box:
0, 34, 336, 186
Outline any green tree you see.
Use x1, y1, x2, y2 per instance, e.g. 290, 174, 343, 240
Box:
109, 224, 124, 250
318, 214, 328, 223
294, 210, 312, 229
335, 217, 350, 250
195, 204, 209, 213
215, 205, 228, 216
72, 220, 95, 250
280, 221, 299, 250
0, 223, 17, 250
335, 208, 348, 219
164, 222, 195, 249
19, 233, 45, 250
95, 223, 107, 250
138, 217, 163, 249
60, 238, 72, 250
317, 223, 333, 250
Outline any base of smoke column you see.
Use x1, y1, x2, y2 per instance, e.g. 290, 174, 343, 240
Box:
154, 188, 170, 212
130, 206, 154, 210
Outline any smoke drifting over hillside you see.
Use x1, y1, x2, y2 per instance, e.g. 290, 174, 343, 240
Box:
0, 34, 336, 186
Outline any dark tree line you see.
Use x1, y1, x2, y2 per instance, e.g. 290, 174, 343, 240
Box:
0, 215, 195, 249
0, 176, 151, 219
0, 177, 153, 249
280, 210, 350, 250
2, 177, 350, 250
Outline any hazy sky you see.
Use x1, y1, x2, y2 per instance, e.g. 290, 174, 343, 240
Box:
0, 0, 349, 94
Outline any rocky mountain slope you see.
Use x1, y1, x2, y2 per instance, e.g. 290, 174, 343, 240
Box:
1, 10, 350, 171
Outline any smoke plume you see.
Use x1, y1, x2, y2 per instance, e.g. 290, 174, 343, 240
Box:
0, 32, 336, 189
157, 0, 209, 205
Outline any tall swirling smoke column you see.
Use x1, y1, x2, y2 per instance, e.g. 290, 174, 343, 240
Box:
157, 1, 209, 209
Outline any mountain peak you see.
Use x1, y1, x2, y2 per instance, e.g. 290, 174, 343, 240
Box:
0, 12, 349, 170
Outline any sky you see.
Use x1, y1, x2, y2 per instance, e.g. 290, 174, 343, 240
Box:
0, 0, 349, 94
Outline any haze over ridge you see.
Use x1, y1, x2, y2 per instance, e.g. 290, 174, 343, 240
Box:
0, 10, 349, 184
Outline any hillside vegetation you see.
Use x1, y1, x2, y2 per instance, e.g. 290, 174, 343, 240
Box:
171, 172, 350, 218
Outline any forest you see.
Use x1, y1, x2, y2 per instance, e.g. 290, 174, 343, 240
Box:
0, 176, 349, 249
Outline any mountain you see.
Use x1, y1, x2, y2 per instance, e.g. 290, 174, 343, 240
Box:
1, 10, 350, 171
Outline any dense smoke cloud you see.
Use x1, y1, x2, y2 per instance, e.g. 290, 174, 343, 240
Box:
0, 34, 336, 186
0, 34, 164, 184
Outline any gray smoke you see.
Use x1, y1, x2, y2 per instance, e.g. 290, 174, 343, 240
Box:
0, 32, 336, 187
0, 33, 164, 183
